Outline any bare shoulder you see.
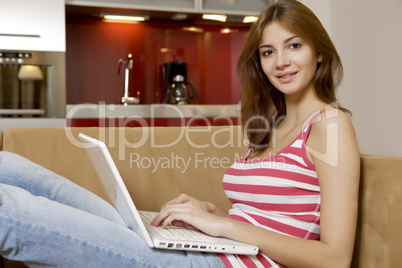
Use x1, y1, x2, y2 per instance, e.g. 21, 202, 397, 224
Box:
309, 107, 356, 141
306, 107, 359, 165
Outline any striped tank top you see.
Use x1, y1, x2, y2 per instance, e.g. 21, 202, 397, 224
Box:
219, 111, 323, 268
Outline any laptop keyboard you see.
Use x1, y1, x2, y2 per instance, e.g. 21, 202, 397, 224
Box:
140, 211, 216, 243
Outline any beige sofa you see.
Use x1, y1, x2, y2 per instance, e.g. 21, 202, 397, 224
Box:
1, 126, 401, 267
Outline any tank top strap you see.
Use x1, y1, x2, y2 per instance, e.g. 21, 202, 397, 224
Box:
301, 109, 327, 143
243, 147, 254, 161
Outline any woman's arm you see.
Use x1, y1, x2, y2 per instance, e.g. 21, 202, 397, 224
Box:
305, 109, 360, 267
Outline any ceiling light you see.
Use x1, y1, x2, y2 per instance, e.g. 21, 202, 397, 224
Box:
221, 28, 231, 34
172, 13, 188, 21
102, 14, 150, 23
202, 14, 227, 22
243, 16, 258, 23
160, 48, 171, 53
220, 28, 238, 34
182, 27, 204, 33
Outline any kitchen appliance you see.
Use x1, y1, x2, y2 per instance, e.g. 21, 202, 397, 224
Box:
0, 50, 66, 117
163, 61, 197, 104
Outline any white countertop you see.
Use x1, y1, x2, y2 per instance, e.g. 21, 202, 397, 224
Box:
0, 105, 240, 131
0, 118, 66, 131
66, 104, 240, 119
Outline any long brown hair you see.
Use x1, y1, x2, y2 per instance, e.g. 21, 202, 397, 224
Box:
238, 0, 347, 152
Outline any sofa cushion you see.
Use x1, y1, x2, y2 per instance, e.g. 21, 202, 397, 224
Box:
2, 126, 246, 212
351, 155, 402, 267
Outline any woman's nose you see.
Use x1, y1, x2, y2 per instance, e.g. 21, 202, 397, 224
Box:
275, 51, 290, 69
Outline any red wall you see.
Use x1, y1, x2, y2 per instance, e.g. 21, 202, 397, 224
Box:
66, 15, 250, 105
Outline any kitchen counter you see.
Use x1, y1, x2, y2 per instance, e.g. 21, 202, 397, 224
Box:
0, 118, 66, 131
66, 104, 240, 119
0, 105, 240, 132
66, 104, 240, 127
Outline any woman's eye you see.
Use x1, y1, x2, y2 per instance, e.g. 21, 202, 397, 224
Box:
290, 43, 302, 49
262, 50, 273, 57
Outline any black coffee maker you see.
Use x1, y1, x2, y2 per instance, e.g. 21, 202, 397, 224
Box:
163, 61, 197, 104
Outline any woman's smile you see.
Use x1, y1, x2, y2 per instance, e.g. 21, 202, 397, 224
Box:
275, 71, 298, 83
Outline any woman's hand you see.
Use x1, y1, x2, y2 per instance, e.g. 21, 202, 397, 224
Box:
150, 194, 228, 237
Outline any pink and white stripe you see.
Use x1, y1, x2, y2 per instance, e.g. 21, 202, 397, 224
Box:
219, 112, 324, 267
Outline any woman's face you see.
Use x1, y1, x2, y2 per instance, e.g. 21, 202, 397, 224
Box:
259, 22, 322, 97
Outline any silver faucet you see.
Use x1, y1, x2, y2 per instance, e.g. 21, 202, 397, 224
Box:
118, 53, 140, 105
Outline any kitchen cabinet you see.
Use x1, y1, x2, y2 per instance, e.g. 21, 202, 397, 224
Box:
0, 0, 65, 52
65, 0, 197, 13
200, 0, 271, 15
66, 0, 269, 15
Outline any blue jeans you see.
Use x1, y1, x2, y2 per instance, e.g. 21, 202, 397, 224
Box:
0, 152, 225, 267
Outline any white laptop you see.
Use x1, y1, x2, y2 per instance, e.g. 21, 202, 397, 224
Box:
79, 133, 259, 255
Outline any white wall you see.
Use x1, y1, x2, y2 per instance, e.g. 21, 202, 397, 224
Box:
303, 0, 402, 157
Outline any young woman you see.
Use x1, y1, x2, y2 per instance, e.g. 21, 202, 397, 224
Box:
152, 1, 360, 267
0, 0, 359, 267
